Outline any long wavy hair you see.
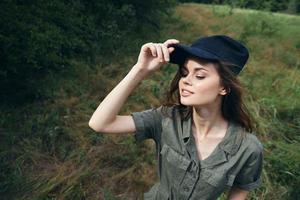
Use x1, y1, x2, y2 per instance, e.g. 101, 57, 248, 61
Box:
161, 57, 254, 133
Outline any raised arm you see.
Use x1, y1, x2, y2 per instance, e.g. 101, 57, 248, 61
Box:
88, 39, 179, 134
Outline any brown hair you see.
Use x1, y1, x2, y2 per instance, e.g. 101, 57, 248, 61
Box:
161, 57, 254, 133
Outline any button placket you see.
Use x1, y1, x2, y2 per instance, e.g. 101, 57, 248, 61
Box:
161, 144, 192, 188
179, 166, 199, 200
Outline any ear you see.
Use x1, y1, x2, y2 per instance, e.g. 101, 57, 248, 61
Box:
219, 87, 227, 96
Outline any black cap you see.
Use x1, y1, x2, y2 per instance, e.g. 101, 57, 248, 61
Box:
169, 35, 249, 75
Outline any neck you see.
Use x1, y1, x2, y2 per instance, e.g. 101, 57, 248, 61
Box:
192, 102, 228, 139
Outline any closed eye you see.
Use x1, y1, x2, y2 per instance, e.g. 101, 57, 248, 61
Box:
196, 76, 205, 80
179, 68, 206, 79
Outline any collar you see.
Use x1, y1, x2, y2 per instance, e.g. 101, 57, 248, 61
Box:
181, 115, 244, 156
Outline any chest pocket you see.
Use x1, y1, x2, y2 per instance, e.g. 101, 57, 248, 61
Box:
160, 144, 192, 186
144, 183, 170, 200
202, 170, 236, 189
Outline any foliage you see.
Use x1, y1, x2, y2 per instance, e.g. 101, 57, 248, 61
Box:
1, 2, 300, 200
0, 0, 176, 105
178, 0, 300, 14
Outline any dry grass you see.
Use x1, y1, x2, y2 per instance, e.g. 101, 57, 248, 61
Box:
2, 3, 299, 200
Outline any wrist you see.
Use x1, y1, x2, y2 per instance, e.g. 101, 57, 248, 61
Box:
132, 63, 151, 77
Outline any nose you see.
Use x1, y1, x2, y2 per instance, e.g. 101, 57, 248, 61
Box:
182, 74, 192, 85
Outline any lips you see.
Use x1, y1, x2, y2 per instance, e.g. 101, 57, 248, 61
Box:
181, 88, 194, 95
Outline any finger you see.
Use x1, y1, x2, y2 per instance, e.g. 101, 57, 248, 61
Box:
169, 47, 175, 53
142, 43, 156, 57
149, 43, 157, 57
163, 39, 180, 47
163, 39, 180, 45
155, 44, 164, 62
161, 44, 170, 62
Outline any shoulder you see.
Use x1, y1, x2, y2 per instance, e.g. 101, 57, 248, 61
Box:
159, 104, 181, 118
242, 131, 264, 156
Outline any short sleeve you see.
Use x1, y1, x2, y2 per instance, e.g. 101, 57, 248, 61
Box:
130, 105, 163, 143
233, 140, 264, 191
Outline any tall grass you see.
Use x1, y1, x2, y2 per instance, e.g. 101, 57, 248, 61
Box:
1, 3, 299, 200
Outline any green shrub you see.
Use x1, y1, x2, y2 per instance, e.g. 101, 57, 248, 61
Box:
0, 0, 176, 106
238, 12, 279, 44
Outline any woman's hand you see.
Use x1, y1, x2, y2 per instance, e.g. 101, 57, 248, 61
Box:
135, 39, 180, 74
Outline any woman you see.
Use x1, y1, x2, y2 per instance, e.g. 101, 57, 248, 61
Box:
89, 35, 263, 200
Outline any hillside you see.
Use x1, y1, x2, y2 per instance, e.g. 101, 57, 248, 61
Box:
1, 3, 299, 200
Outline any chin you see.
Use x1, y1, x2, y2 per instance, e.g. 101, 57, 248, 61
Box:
180, 97, 209, 107
180, 98, 197, 106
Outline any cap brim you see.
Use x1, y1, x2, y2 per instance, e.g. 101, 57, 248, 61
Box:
169, 44, 220, 66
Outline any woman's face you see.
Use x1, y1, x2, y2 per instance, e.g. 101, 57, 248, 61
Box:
178, 58, 226, 107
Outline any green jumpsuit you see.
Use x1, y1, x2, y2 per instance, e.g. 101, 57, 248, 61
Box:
130, 105, 263, 200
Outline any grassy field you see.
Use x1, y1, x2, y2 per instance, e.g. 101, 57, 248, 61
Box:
1, 3, 299, 200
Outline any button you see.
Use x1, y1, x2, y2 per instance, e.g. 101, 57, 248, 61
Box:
183, 186, 189, 192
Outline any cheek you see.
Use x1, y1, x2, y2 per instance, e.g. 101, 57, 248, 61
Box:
199, 77, 220, 88
194, 80, 221, 98
178, 79, 184, 89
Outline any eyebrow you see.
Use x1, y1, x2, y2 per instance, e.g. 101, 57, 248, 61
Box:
182, 66, 208, 72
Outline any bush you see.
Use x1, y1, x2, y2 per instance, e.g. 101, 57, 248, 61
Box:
0, 0, 176, 106
178, 0, 299, 14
